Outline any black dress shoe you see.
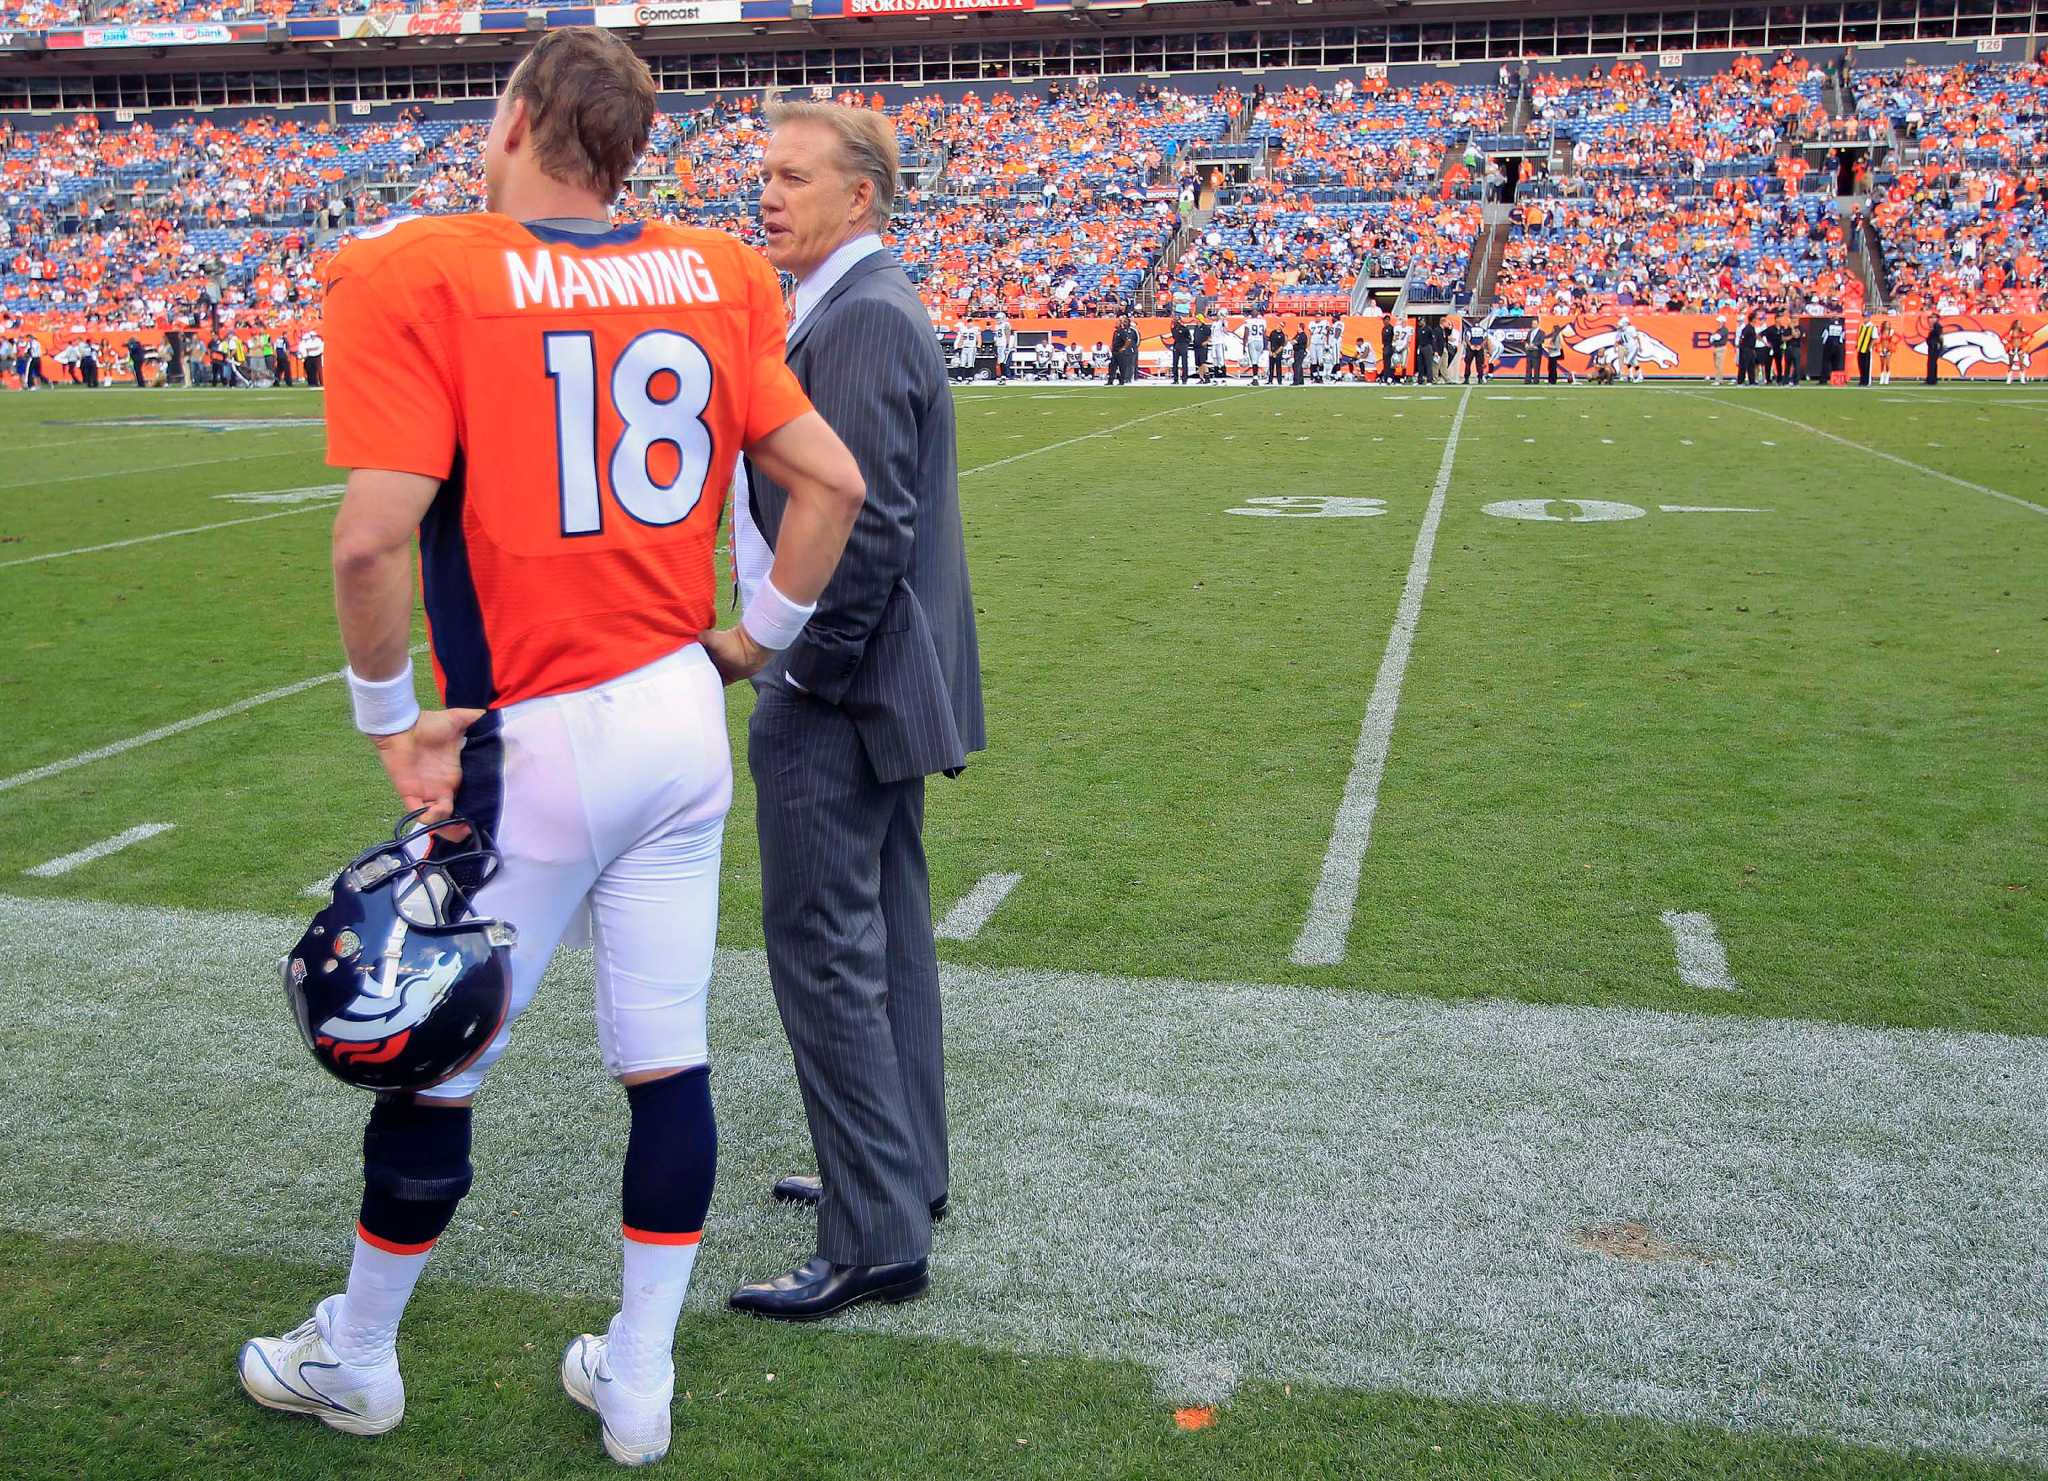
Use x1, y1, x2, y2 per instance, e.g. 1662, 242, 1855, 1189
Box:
727, 1256, 929, 1321
772, 1173, 949, 1222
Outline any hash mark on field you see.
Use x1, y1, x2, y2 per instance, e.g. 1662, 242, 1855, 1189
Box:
0, 643, 429, 796
1661, 910, 1740, 992
1292, 385, 1474, 967
935, 872, 1023, 941
0, 501, 339, 569
24, 823, 174, 878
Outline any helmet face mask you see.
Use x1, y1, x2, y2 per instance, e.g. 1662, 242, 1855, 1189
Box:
284, 809, 518, 1093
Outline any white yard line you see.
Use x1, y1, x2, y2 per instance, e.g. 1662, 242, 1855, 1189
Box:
0, 501, 338, 569
1690, 391, 2048, 518
960, 388, 1263, 478
0, 642, 427, 796
23, 823, 175, 878
1292, 385, 1474, 967
6, 424, 214, 455
0, 446, 317, 492
1661, 910, 1740, 992
934, 871, 1023, 941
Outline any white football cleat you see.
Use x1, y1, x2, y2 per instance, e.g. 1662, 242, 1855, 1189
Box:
561, 1330, 673, 1466
237, 1295, 404, 1436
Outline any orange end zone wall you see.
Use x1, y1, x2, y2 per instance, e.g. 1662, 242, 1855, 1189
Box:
991, 313, 2048, 380
6, 312, 2043, 388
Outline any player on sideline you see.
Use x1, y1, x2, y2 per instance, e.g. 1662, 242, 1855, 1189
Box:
235, 28, 866, 1467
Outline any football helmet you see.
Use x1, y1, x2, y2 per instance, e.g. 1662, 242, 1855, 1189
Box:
285, 809, 518, 1093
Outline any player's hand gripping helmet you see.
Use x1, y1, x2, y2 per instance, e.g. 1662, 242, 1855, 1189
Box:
284, 809, 518, 1093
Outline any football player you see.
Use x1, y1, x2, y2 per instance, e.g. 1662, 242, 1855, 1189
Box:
1618, 315, 1643, 383
236, 28, 865, 1467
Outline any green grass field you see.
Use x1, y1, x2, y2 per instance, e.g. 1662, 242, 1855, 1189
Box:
1, 379, 2043, 1478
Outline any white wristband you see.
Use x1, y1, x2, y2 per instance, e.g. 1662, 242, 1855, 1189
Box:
346, 660, 421, 736
739, 577, 816, 652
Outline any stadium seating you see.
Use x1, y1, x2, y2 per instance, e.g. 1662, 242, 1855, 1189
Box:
1854, 60, 2048, 170
1870, 166, 2046, 313
3, 54, 2044, 331
1538, 54, 1821, 181
1493, 182, 1855, 314
1848, 61, 2048, 311
1250, 77, 1501, 190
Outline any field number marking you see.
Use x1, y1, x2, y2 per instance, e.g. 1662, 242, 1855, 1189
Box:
1483, 501, 1776, 523
1229, 496, 1387, 519
1484, 499, 1645, 522
213, 485, 344, 506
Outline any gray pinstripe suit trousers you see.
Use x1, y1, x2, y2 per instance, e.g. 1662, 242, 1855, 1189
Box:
745, 249, 983, 1267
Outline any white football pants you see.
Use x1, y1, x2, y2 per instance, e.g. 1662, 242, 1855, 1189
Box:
420, 644, 731, 1102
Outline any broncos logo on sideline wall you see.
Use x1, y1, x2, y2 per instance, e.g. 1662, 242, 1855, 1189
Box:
1563, 319, 1682, 368
1909, 317, 2048, 374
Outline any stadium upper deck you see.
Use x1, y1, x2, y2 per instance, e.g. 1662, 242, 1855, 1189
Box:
1, 9, 2043, 335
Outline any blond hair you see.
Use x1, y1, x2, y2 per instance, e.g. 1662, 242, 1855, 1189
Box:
766, 100, 899, 231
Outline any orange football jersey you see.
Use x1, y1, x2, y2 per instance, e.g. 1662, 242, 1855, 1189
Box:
322, 213, 812, 709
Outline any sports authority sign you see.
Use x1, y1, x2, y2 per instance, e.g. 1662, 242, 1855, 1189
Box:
846, 0, 1034, 14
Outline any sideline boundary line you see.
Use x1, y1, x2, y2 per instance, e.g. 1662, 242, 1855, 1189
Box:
1292, 384, 1474, 966
0, 643, 428, 796
1689, 390, 2048, 517
960, 388, 1263, 478
0, 501, 338, 569
6, 890, 2043, 1465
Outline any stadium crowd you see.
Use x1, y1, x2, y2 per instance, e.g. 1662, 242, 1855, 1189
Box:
4, 54, 2047, 381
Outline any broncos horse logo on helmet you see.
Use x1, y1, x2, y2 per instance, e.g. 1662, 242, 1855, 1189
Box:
283, 809, 519, 1092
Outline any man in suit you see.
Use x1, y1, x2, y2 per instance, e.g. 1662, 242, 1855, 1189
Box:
721, 101, 986, 1321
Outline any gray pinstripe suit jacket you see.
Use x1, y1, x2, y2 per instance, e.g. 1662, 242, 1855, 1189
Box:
748, 249, 985, 783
